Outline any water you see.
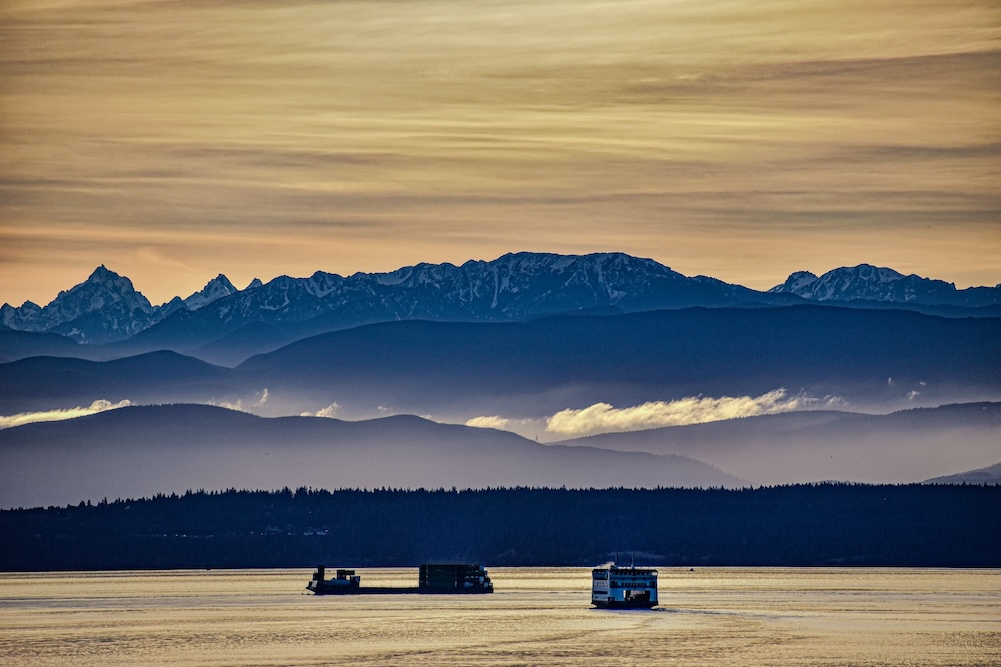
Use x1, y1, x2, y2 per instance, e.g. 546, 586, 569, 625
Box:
1, 568, 998, 666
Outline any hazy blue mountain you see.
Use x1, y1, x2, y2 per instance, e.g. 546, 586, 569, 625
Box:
0, 351, 241, 414
0, 404, 744, 508
189, 321, 296, 368
556, 403, 1001, 486
233, 306, 1001, 416
3, 306, 999, 417
925, 462, 1001, 485
769, 264, 1001, 307
0, 329, 82, 364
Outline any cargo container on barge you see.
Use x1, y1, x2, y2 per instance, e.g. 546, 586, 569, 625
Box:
305, 563, 493, 595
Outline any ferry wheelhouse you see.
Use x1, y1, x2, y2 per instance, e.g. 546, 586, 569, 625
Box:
591, 563, 658, 609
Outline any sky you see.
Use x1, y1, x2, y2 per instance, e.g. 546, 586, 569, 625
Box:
1, 0, 999, 307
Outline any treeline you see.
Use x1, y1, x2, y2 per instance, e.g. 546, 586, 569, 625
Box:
2, 484, 999, 571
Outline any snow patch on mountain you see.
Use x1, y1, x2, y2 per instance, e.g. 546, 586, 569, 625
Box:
184, 274, 238, 311
769, 264, 1000, 306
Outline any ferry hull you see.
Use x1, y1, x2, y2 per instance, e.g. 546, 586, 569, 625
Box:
592, 599, 658, 609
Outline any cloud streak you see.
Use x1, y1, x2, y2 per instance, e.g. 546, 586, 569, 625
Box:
301, 403, 340, 418
212, 389, 270, 413
0, 400, 131, 430
465, 416, 514, 430
545, 389, 810, 437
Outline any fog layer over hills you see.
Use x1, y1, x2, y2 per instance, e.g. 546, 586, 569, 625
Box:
556, 403, 1001, 486
0, 404, 742, 509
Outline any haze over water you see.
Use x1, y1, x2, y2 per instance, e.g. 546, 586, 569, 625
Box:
1, 568, 998, 666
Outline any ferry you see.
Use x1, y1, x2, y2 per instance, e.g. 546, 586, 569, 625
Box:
590, 562, 658, 608
305, 563, 493, 595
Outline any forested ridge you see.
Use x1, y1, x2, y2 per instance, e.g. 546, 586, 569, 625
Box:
2, 484, 998, 571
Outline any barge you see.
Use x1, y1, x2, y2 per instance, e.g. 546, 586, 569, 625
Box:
305, 563, 493, 595
590, 562, 658, 609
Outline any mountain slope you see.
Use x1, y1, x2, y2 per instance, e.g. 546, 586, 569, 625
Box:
0, 267, 249, 346
0, 329, 82, 364
120, 251, 797, 358
4, 254, 998, 363
3, 305, 998, 417
0, 404, 743, 508
925, 462, 1001, 485
770, 264, 1001, 307
234, 305, 1001, 416
0, 266, 156, 344
0, 351, 241, 413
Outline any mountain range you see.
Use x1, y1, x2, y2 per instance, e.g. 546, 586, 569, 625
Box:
2, 305, 998, 417
2, 253, 999, 365
1, 252, 998, 506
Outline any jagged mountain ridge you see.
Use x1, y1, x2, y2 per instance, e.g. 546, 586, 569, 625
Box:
3, 252, 795, 355
126, 252, 790, 353
0, 266, 156, 344
0, 267, 257, 345
769, 264, 1001, 307
3, 253, 999, 354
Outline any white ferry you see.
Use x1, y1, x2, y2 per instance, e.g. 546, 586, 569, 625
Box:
590, 562, 658, 608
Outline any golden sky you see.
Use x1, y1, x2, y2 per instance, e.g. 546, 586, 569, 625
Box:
1, 0, 999, 305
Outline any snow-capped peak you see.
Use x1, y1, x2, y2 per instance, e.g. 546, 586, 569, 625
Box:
770, 264, 964, 304
184, 274, 238, 311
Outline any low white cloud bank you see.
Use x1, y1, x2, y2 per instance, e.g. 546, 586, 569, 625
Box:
213, 388, 270, 413
465, 415, 514, 430
301, 403, 340, 418
545, 389, 811, 437
0, 399, 131, 430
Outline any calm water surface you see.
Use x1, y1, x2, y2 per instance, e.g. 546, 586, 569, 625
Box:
1, 568, 998, 666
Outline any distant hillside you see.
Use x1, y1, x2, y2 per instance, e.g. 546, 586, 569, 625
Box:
925, 462, 1001, 485
235, 305, 1001, 416
0, 404, 742, 509
556, 403, 1001, 486
0, 329, 82, 365
3, 306, 998, 418
0, 351, 241, 414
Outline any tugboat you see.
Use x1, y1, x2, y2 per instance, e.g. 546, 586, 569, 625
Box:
590, 562, 658, 608
305, 566, 361, 594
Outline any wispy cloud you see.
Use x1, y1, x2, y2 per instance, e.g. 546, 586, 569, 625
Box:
301, 403, 340, 418
212, 389, 270, 413
545, 389, 811, 437
0, 399, 131, 430
465, 415, 514, 430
